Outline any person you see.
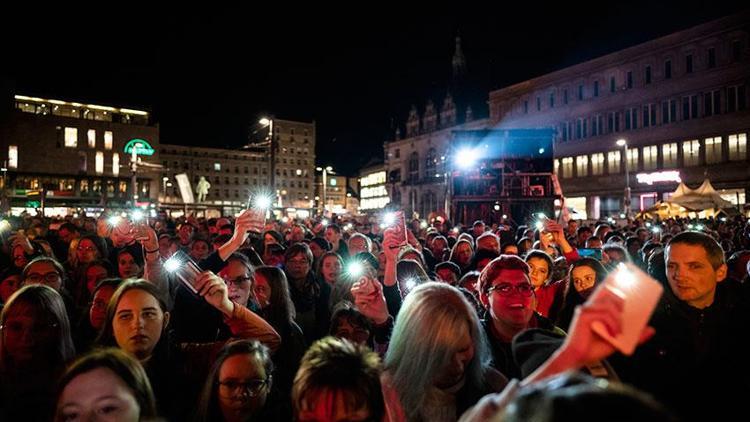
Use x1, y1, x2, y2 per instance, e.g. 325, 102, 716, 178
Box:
190, 238, 212, 262
435, 261, 462, 285
525, 250, 566, 320
252, 266, 307, 420
348, 233, 372, 257
116, 249, 143, 279
0, 268, 22, 306
611, 231, 750, 421
396, 259, 430, 297
556, 258, 609, 331
284, 243, 331, 344
55, 347, 158, 422
75, 278, 123, 352
0, 285, 76, 420
316, 251, 343, 287
194, 340, 275, 422
478, 256, 565, 379
472, 221, 486, 239
450, 239, 474, 274
470, 249, 500, 273
325, 224, 349, 257
329, 301, 373, 346
476, 233, 501, 254
96, 279, 280, 419
81, 259, 113, 301
292, 336, 384, 422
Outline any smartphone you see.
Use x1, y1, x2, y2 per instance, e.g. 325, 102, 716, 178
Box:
165, 250, 203, 294
393, 211, 407, 244
590, 263, 663, 355
577, 248, 603, 261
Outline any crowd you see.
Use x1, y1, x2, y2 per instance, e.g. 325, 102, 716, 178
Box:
0, 209, 749, 421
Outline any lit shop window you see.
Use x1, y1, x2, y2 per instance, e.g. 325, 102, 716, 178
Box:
8, 146, 18, 168
65, 127, 78, 147
104, 131, 113, 150
88, 129, 96, 148
112, 153, 120, 176
96, 152, 104, 174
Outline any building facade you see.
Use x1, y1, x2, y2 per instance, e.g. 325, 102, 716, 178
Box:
159, 144, 268, 215
0, 94, 159, 215
488, 11, 750, 219
269, 118, 316, 209
358, 161, 390, 214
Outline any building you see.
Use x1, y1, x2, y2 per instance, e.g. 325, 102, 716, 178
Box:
250, 118, 317, 210
358, 159, 390, 214
159, 144, 268, 216
488, 11, 750, 219
384, 36, 491, 219
0, 94, 159, 215
314, 171, 358, 215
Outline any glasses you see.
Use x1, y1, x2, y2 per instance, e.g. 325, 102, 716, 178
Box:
487, 282, 534, 297
286, 259, 309, 267
218, 377, 271, 397
223, 276, 252, 288
25, 272, 62, 285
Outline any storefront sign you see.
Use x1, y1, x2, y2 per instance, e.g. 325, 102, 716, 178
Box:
636, 171, 681, 185
124, 139, 155, 156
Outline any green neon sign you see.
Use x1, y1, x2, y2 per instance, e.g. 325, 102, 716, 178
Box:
124, 139, 155, 156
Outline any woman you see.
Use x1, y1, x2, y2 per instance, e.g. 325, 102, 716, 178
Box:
316, 251, 343, 287
449, 239, 474, 274
382, 282, 507, 421
253, 266, 307, 421
55, 347, 157, 422
116, 250, 143, 279
525, 250, 566, 320
194, 340, 275, 422
68, 236, 109, 306
96, 279, 280, 420
74, 278, 123, 353
556, 258, 609, 331
82, 260, 113, 299
284, 243, 330, 345
0, 285, 76, 420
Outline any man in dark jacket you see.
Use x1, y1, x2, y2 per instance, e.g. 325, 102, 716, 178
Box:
612, 231, 750, 421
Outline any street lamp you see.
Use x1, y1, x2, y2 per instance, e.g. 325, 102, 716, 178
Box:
616, 139, 631, 219
316, 166, 333, 216
259, 117, 275, 192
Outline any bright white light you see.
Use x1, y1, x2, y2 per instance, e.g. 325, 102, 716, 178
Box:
347, 261, 363, 278
535, 221, 544, 230
0, 220, 10, 232
493, 204, 500, 211
420, 220, 428, 229
537, 213, 547, 218
652, 227, 661, 233
721, 217, 727, 222
502, 214, 508, 219
253, 195, 273, 210
696, 224, 704, 230
538, 148, 545, 154
456, 148, 478, 169
383, 212, 396, 227
615, 263, 636, 287
131, 210, 144, 221
346, 223, 353, 230
281, 216, 289, 223
405, 278, 417, 291
646, 222, 652, 227
321, 219, 329, 227
259, 118, 271, 126
688, 224, 694, 229
616, 139, 627, 147
619, 213, 626, 219
164, 256, 182, 273
108, 216, 121, 226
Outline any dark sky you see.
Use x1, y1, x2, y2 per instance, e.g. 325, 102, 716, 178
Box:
2, 3, 746, 175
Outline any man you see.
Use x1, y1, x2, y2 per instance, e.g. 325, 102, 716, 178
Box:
613, 232, 750, 421
566, 220, 579, 239
434, 261, 461, 285
575, 226, 593, 248
325, 224, 348, 256
584, 236, 603, 249
472, 220, 486, 239
476, 232, 501, 254
284, 243, 330, 344
478, 255, 564, 379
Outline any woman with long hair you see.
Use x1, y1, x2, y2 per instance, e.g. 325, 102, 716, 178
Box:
0, 285, 75, 420
194, 340, 275, 422
556, 257, 609, 331
449, 239, 474, 274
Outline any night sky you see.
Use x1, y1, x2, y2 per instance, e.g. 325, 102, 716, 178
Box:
2, 3, 745, 175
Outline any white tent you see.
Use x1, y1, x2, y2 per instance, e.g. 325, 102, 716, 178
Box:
669, 179, 734, 211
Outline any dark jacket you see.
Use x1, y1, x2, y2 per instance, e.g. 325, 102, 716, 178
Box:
287, 272, 331, 344
610, 282, 750, 421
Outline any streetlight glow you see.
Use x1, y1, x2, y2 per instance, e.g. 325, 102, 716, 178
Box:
616, 139, 627, 147
259, 117, 271, 126
455, 148, 479, 169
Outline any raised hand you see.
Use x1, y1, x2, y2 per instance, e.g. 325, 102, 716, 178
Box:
193, 271, 234, 316
350, 277, 389, 325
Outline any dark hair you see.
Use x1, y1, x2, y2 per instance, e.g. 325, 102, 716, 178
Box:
254, 266, 296, 328
666, 231, 725, 270
478, 255, 531, 294
22, 256, 68, 290
329, 301, 372, 338
435, 261, 461, 279
56, 348, 157, 420
556, 258, 609, 330
470, 248, 500, 272
326, 224, 342, 235
92, 278, 124, 296
458, 271, 481, 291
116, 249, 144, 269
285, 243, 314, 265
96, 280, 169, 350
194, 340, 273, 422
0, 284, 75, 370
292, 337, 383, 421
78, 235, 109, 261
501, 372, 675, 422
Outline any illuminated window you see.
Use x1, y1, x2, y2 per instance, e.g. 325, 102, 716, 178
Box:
682, 140, 700, 166
112, 153, 120, 176
65, 127, 78, 147
330, 178, 337, 186
96, 152, 104, 174
87, 129, 96, 148
705, 137, 722, 164
626, 148, 639, 171
576, 155, 588, 177
728, 133, 747, 161
214, 163, 221, 171
608, 151, 621, 174
8, 146, 18, 169
591, 153, 604, 175
104, 131, 113, 150
561, 157, 573, 178
662, 143, 678, 168
642, 145, 658, 170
